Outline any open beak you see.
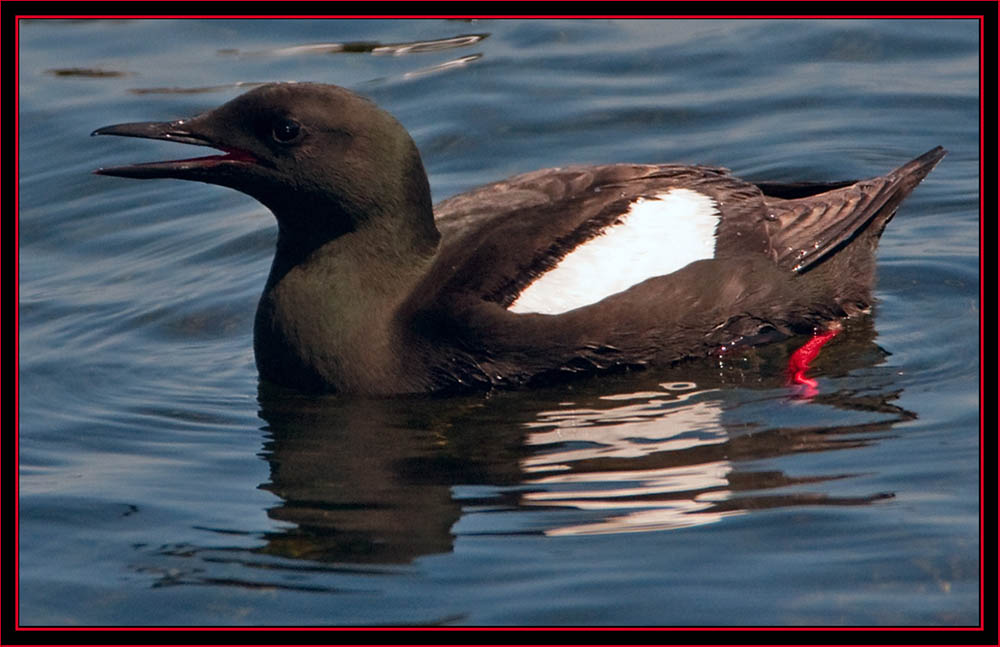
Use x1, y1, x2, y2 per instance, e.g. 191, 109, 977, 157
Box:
91, 119, 260, 179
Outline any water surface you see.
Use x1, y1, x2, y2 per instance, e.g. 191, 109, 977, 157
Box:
18, 18, 980, 627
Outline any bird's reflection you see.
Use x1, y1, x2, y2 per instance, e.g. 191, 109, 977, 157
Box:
254, 315, 914, 564
256, 392, 505, 564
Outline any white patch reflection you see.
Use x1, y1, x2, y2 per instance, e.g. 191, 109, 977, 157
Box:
519, 384, 743, 535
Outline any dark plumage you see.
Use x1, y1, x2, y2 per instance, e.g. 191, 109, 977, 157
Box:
93, 82, 945, 395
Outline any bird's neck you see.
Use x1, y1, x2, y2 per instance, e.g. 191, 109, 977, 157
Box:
254, 210, 440, 393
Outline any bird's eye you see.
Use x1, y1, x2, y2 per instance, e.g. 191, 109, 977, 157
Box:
272, 118, 301, 143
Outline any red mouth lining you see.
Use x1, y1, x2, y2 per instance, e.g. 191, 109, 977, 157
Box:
137, 147, 259, 167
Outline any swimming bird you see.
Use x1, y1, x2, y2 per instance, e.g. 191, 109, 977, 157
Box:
93, 82, 945, 395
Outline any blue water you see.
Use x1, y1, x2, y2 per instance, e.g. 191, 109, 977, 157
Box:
18, 18, 980, 626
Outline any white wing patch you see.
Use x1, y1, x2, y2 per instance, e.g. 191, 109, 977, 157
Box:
508, 188, 719, 315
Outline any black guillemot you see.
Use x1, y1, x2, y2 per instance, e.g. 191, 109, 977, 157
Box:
92, 82, 946, 395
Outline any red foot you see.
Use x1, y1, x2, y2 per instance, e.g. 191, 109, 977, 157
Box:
787, 326, 841, 397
